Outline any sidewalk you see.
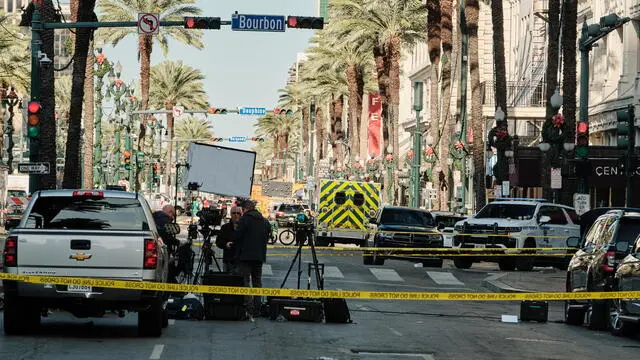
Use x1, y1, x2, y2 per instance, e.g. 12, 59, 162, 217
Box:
483, 268, 566, 293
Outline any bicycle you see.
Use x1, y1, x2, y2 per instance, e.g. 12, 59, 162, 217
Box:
279, 222, 312, 246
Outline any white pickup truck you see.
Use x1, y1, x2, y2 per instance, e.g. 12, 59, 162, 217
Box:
2, 190, 169, 337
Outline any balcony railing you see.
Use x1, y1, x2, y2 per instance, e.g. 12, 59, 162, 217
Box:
481, 81, 547, 108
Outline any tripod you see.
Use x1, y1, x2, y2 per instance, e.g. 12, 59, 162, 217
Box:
280, 224, 324, 291
192, 224, 221, 285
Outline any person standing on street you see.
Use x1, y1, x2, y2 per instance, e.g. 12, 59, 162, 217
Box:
233, 199, 271, 318
215, 206, 242, 272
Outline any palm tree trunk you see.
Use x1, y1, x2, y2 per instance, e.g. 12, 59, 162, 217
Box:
346, 63, 362, 157
439, 0, 454, 211
137, 35, 153, 191
387, 36, 402, 204
491, 0, 509, 190
0, 83, 6, 164
541, 0, 561, 200
373, 45, 390, 156
316, 105, 325, 163
355, 65, 366, 159
561, 0, 577, 205
466, 0, 484, 211
38, 0, 57, 189
164, 100, 176, 196
330, 95, 345, 167
427, 0, 442, 209
64, 0, 96, 189
83, 43, 95, 189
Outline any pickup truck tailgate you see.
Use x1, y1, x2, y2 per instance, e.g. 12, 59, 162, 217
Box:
16, 230, 147, 279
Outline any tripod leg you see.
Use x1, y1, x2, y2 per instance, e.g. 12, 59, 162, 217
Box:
280, 243, 303, 289
308, 230, 324, 290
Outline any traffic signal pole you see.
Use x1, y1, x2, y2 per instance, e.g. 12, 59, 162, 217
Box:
577, 15, 631, 194
29, 4, 43, 193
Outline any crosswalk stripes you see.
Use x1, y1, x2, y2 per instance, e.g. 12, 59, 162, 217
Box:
323, 266, 344, 278
369, 268, 405, 282
262, 264, 273, 276
426, 271, 464, 286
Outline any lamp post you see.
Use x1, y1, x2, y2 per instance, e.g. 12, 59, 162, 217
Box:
308, 98, 316, 209
93, 48, 113, 189
411, 81, 424, 208
384, 146, 395, 205
449, 138, 468, 212
105, 62, 126, 185
3, 87, 21, 173
539, 88, 568, 202
487, 106, 511, 191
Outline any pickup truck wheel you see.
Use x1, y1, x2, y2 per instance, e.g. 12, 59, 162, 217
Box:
372, 253, 385, 266
453, 259, 472, 269
586, 300, 609, 331
564, 301, 584, 326
162, 308, 169, 328
139, 298, 163, 337
516, 239, 535, 271
4, 295, 40, 335
498, 259, 516, 271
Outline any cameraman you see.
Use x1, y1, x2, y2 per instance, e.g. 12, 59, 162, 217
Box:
216, 206, 242, 272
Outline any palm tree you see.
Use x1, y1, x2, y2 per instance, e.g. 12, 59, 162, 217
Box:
0, 15, 30, 92
438, 0, 454, 210
561, 0, 577, 205
278, 82, 307, 154
331, 0, 427, 167
466, 0, 484, 210
83, 45, 95, 189
255, 113, 300, 179
97, 0, 203, 153
63, 0, 96, 189
148, 60, 208, 195
55, 76, 72, 162
175, 116, 213, 153
40, 0, 58, 189
427, 0, 441, 208
540, 0, 561, 200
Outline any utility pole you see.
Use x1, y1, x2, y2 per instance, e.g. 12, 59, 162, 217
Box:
458, 0, 469, 213
411, 82, 423, 208
28, 2, 42, 193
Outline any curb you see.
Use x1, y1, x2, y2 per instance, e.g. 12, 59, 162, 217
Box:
482, 273, 533, 293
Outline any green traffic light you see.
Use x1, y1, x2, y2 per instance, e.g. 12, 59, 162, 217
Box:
27, 126, 40, 138
576, 146, 589, 158
124, 164, 131, 170
286, 110, 293, 115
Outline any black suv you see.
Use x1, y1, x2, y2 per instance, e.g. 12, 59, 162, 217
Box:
364, 206, 443, 267
275, 203, 308, 227
565, 209, 640, 330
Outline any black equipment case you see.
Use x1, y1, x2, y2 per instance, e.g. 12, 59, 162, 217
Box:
268, 297, 324, 322
323, 298, 351, 323
202, 271, 245, 320
520, 300, 548, 322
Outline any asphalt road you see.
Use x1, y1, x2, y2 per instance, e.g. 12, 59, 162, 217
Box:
3, 227, 640, 359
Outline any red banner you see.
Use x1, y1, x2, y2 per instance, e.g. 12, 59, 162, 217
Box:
368, 93, 382, 157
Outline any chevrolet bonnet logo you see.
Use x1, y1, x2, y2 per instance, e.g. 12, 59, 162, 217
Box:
70, 253, 92, 261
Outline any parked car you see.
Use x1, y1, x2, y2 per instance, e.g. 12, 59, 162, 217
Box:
565, 208, 640, 330
2, 189, 169, 336
431, 211, 467, 248
364, 206, 444, 267
275, 203, 308, 227
611, 233, 640, 336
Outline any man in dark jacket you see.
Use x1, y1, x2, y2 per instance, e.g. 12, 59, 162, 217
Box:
233, 199, 271, 317
153, 205, 178, 253
215, 205, 242, 272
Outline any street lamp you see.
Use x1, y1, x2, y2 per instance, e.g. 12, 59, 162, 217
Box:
3, 87, 20, 173
93, 50, 113, 189
385, 145, 395, 205
411, 81, 424, 208
488, 106, 511, 188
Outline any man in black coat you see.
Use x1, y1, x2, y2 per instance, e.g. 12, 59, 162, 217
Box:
233, 199, 271, 317
215, 205, 242, 272
153, 205, 178, 253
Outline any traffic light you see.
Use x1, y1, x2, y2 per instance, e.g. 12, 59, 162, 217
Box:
616, 105, 635, 150
286, 16, 324, 29
123, 150, 131, 170
274, 108, 293, 115
207, 107, 227, 114
184, 16, 221, 29
153, 163, 160, 185
27, 101, 41, 138
576, 121, 589, 159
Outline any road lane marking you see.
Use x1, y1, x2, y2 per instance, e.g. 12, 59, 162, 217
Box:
149, 344, 165, 359
426, 271, 464, 286
506, 337, 570, 344
168, 319, 175, 325
262, 264, 273, 275
355, 352, 434, 359
388, 327, 403, 336
324, 266, 344, 278
369, 268, 404, 282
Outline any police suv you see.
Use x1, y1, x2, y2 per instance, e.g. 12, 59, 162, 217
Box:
451, 198, 580, 271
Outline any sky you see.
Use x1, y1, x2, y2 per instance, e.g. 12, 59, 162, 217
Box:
95, 0, 316, 151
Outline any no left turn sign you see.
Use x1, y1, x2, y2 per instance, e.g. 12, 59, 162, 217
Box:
138, 13, 160, 35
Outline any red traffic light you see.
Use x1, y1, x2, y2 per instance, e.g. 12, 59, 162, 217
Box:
185, 17, 196, 28
28, 101, 41, 114
287, 17, 297, 28
184, 16, 221, 29
577, 122, 588, 134
286, 16, 324, 29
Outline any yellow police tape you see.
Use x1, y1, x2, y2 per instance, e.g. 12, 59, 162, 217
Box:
265, 253, 571, 257
0, 272, 636, 301
314, 227, 573, 239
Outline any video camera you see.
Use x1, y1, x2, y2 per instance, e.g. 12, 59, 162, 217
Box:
197, 207, 223, 227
